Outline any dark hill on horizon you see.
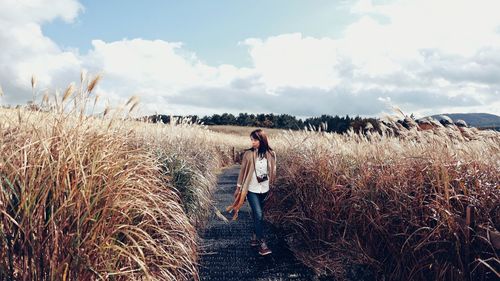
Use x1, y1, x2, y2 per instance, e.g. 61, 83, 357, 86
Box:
428, 113, 500, 129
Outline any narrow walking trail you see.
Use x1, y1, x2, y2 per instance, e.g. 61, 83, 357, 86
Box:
197, 165, 320, 281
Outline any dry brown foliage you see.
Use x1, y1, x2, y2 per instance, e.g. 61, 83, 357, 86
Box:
0, 74, 237, 280
265, 129, 500, 280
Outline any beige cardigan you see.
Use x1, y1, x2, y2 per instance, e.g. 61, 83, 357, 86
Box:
225, 148, 277, 220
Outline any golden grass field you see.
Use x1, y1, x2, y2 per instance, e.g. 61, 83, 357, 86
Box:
207, 125, 285, 138
1, 75, 498, 280
266, 128, 499, 280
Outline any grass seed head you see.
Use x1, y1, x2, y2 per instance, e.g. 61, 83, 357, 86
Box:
87, 74, 102, 94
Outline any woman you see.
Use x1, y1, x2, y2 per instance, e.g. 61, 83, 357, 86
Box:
225, 129, 277, 256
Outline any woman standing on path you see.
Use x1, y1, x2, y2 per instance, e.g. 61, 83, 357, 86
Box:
226, 129, 277, 256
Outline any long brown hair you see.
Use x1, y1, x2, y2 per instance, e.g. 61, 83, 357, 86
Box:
250, 129, 273, 158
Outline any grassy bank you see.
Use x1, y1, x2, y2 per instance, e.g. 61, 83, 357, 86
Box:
265, 129, 499, 280
0, 77, 238, 280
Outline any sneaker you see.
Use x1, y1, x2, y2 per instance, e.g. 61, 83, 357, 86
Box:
258, 240, 272, 256
250, 234, 259, 247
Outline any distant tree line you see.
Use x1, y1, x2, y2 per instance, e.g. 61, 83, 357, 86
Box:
143, 113, 380, 134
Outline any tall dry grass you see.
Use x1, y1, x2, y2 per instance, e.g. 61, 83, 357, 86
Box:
135, 119, 238, 229
207, 125, 283, 138
0, 111, 200, 280
0, 75, 236, 280
265, 128, 499, 280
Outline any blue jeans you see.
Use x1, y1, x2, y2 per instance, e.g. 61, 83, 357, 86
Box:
246, 191, 268, 240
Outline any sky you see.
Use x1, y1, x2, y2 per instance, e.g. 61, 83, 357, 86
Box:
0, 0, 499, 118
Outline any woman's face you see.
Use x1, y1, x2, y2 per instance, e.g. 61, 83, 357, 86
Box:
251, 137, 260, 149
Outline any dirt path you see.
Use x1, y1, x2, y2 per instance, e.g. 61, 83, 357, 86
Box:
197, 165, 320, 281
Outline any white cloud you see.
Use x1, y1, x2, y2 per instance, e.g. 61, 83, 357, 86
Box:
81, 38, 258, 114
0, 0, 82, 104
85, 39, 257, 90
0, 0, 499, 118
349, 0, 500, 56
243, 33, 340, 91
0, 0, 82, 24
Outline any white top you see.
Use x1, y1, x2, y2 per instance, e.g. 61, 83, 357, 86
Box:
247, 154, 271, 193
